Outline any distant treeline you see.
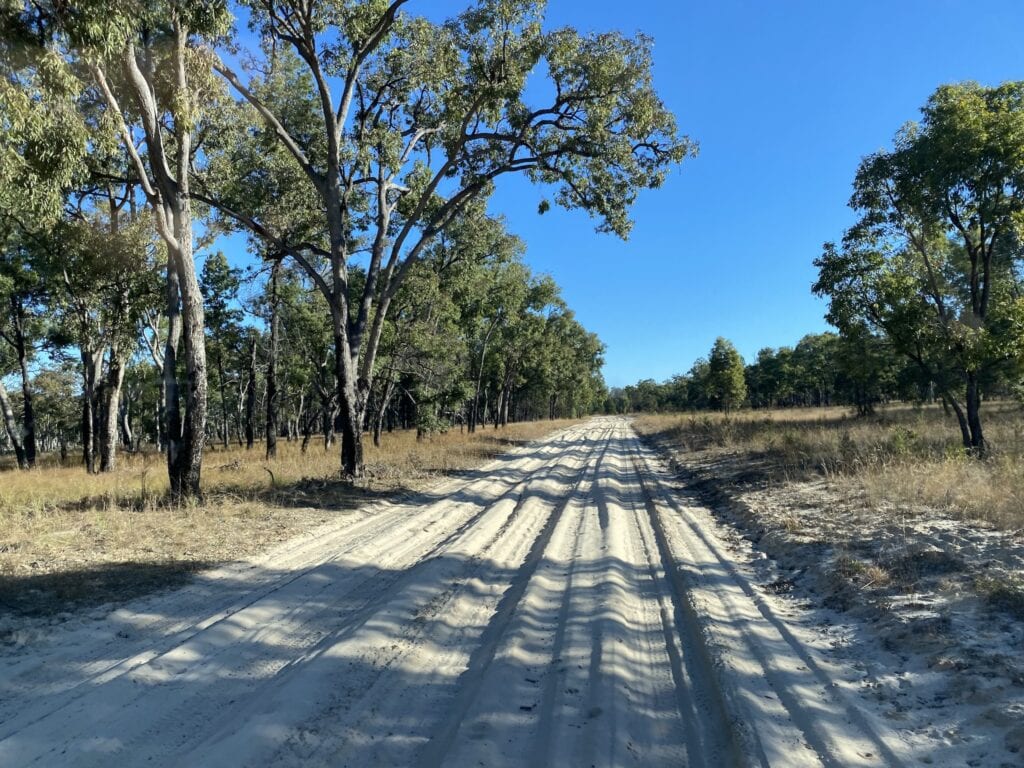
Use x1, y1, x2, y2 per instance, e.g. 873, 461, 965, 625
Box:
608, 331, 1018, 417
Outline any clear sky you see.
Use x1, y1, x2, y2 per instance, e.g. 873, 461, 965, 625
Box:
220, 1, 1024, 388
455, 0, 1024, 386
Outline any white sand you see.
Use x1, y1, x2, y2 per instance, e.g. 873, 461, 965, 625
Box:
0, 419, 927, 766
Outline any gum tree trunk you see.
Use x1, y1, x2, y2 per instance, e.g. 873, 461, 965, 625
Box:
0, 378, 26, 468
99, 347, 126, 472
93, 17, 207, 499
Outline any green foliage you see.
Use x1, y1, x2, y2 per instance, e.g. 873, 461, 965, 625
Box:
706, 337, 746, 412
815, 81, 1024, 448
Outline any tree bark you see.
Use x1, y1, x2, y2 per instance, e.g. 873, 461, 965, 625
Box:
266, 261, 280, 460
80, 348, 100, 473
944, 393, 972, 450
120, 398, 133, 451
14, 319, 36, 468
469, 326, 495, 434
332, 305, 364, 476
0, 378, 26, 468
245, 335, 257, 449
965, 375, 986, 455
162, 266, 184, 474
167, 227, 207, 497
99, 346, 126, 472
373, 376, 395, 448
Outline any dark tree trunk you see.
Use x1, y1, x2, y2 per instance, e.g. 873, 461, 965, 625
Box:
332, 312, 364, 477
234, 368, 245, 447
321, 393, 336, 450
80, 349, 100, 473
11, 306, 36, 468
965, 375, 986, 455
266, 262, 280, 460
245, 335, 257, 449
494, 386, 504, 429
373, 377, 395, 448
0, 378, 26, 468
500, 385, 510, 426
162, 267, 184, 479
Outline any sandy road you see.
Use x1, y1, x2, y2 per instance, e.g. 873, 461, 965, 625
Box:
0, 418, 909, 767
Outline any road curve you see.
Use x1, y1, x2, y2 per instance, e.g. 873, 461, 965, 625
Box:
0, 418, 907, 767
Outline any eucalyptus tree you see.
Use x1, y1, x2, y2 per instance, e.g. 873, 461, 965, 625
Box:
460, 239, 529, 432
485, 272, 560, 423
264, 258, 282, 459
14, 0, 235, 495
541, 310, 604, 420
1, 6, 89, 468
815, 82, 1024, 453
205, 0, 691, 476
46, 213, 157, 471
832, 324, 901, 415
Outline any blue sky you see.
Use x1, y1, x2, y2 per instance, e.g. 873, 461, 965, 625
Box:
471, 0, 1024, 386
220, 1, 1024, 387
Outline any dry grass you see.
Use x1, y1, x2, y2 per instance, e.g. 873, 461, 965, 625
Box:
633, 402, 1024, 529
0, 420, 574, 616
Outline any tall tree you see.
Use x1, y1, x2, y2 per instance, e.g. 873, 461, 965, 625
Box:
204, 0, 691, 476
43, 206, 157, 472
24, 0, 233, 495
705, 337, 746, 412
0, 8, 88, 468
815, 82, 1024, 453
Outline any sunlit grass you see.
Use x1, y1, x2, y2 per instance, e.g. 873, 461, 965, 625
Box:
633, 402, 1024, 528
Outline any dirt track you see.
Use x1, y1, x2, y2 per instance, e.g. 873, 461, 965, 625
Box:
0, 418, 908, 766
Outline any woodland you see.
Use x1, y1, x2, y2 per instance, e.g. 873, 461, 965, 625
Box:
0, 0, 688, 496
3, 0, 1024, 500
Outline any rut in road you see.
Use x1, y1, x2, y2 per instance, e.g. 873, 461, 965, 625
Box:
0, 418, 908, 767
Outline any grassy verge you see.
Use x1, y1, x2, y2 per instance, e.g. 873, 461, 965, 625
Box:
0, 420, 574, 617
633, 402, 1024, 529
